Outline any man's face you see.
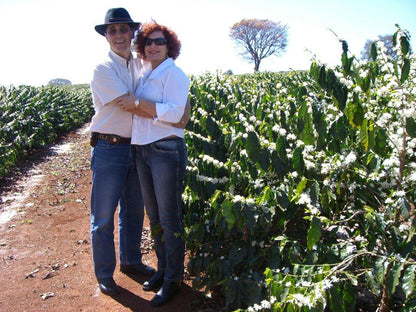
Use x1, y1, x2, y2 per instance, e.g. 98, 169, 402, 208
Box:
105, 23, 134, 59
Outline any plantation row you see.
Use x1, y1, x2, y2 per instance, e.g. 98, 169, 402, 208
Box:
0, 26, 415, 311
0, 85, 93, 177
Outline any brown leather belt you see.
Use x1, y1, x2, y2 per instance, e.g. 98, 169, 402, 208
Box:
94, 132, 131, 144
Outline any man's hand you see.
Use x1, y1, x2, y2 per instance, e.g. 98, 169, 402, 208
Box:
115, 92, 136, 112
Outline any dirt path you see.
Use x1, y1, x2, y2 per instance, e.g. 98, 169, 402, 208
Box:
0, 124, 210, 312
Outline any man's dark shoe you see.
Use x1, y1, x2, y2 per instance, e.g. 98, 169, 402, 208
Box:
120, 263, 155, 276
150, 281, 181, 307
97, 277, 119, 296
142, 271, 164, 291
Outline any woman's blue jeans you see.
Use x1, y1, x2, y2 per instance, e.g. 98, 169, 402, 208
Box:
133, 138, 187, 282
90, 139, 144, 279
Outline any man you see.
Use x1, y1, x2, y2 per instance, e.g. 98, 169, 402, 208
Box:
89, 7, 189, 296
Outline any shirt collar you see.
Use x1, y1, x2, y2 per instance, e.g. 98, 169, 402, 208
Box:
148, 57, 174, 77
109, 50, 133, 68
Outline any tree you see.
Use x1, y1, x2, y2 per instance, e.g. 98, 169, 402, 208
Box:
48, 78, 72, 86
361, 34, 396, 60
230, 19, 288, 72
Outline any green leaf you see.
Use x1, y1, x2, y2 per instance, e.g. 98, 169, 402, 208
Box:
400, 58, 411, 84
271, 150, 285, 178
329, 283, 344, 312
318, 65, 327, 89
205, 115, 221, 138
292, 177, 307, 202
402, 265, 416, 298
222, 198, 235, 230
326, 69, 336, 92
386, 261, 405, 296
400, 35, 410, 55
332, 82, 348, 111
310, 61, 320, 80
406, 117, 416, 138
361, 74, 371, 93
397, 197, 411, 219
242, 202, 257, 232
258, 148, 270, 172
370, 42, 378, 60
309, 181, 320, 207
307, 216, 322, 250
247, 282, 262, 307
246, 130, 261, 163
373, 127, 389, 157
345, 94, 364, 128
225, 279, 236, 306
299, 103, 315, 145
343, 282, 356, 312
373, 257, 387, 285
292, 147, 305, 174
359, 119, 369, 150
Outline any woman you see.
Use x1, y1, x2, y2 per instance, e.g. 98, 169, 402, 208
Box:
117, 21, 189, 307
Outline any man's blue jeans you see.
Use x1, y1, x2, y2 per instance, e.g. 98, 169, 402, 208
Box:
133, 138, 187, 282
90, 139, 144, 279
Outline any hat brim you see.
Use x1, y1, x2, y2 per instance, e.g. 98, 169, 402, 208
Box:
95, 22, 140, 36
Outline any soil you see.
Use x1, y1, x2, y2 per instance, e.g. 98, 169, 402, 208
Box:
0, 124, 215, 312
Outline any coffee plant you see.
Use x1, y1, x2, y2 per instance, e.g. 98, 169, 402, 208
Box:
183, 25, 415, 311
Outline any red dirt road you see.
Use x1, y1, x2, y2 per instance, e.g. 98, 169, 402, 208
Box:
0, 125, 211, 312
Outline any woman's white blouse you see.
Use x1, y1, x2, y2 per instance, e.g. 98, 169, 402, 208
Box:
131, 58, 190, 145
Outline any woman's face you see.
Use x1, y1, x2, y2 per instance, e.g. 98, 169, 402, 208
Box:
144, 31, 168, 68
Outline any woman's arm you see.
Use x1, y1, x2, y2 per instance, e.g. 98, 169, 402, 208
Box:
115, 92, 155, 119
116, 92, 191, 129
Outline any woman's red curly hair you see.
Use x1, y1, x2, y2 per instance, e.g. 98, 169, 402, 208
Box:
133, 21, 181, 60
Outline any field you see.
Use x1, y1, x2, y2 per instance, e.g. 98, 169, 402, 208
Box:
1, 27, 415, 311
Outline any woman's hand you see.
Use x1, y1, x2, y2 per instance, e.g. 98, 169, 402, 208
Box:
116, 92, 136, 112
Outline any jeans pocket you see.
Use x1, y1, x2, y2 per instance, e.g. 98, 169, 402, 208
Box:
151, 139, 180, 154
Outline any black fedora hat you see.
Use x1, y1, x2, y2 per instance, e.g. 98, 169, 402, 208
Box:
95, 8, 140, 36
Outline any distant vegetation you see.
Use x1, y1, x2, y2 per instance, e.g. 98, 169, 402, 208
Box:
0, 84, 93, 176
48, 78, 72, 86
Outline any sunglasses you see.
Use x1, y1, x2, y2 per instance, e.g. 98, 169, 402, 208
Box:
106, 27, 131, 36
144, 37, 168, 46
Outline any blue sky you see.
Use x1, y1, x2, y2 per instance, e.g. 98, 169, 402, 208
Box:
0, 0, 415, 86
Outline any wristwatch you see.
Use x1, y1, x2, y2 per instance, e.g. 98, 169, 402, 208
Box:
134, 98, 140, 109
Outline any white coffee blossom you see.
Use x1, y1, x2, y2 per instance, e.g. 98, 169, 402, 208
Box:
343, 151, 357, 166
298, 193, 311, 206
261, 300, 271, 309
353, 86, 362, 93
393, 190, 406, 198
321, 162, 332, 175
287, 134, 297, 141
290, 293, 313, 308
196, 175, 229, 184
233, 195, 245, 203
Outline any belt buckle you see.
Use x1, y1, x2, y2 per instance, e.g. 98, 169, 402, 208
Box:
111, 136, 118, 144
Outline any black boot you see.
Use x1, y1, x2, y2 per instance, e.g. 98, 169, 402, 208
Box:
97, 277, 119, 296
150, 281, 181, 307
142, 271, 164, 291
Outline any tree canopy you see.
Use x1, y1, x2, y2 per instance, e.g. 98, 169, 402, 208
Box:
48, 78, 72, 86
230, 19, 288, 72
361, 34, 396, 60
